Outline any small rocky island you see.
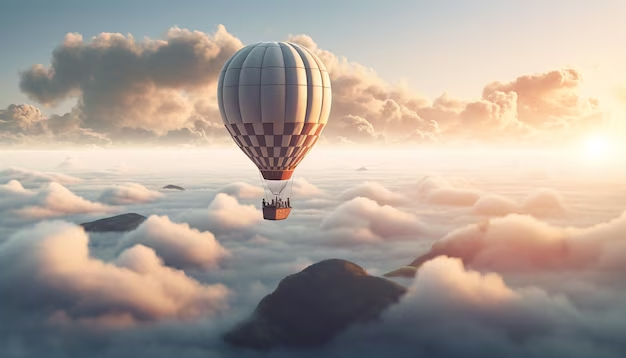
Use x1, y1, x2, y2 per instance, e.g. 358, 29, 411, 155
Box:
383, 265, 418, 278
80, 213, 147, 232
384, 252, 445, 278
224, 259, 407, 350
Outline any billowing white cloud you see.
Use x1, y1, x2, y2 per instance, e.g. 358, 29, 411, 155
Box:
473, 194, 520, 216
206, 193, 260, 229
0, 167, 81, 186
339, 182, 406, 206
217, 182, 264, 199
411, 176, 482, 206
320, 197, 425, 244
117, 215, 229, 270
98, 182, 163, 205
0, 180, 32, 211
178, 193, 261, 233
483, 69, 603, 132
18, 26, 243, 145
473, 189, 567, 217
9, 26, 607, 148
410, 211, 626, 273
335, 256, 584, 357
397, 256, 575, 319
0, 149, 625, 357
290, 36, 604, 146
0, 179, 28, 194
329, 115, 384, 144
0, 104, 112, 147
0, 181, 112, 219
521, 188, 567, 216
291, 177, 323, 197
0, 104, 45, 135
0, 221, 230, 327
56, 156, 83, 170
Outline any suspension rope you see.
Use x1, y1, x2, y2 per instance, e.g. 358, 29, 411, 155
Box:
258, 171, 270, 201
288, 174, 294, 199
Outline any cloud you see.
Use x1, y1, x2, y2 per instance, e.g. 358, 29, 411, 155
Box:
473, 189, 567, 217
217, 182, 264, 199
117, 215, 229, 270
0, 179, 28, 193
0, 167, 81, 186
483, 69, 603, 132
330, 115, 384, 144
320, 197, 425, 244
290, 36, 605, 145
339, 182, 406, 206
178, 193, 261, 233
0, 180, 32, 211
394, 256, 576, 325
11, 27, 607, 148
521, 189, 567, 216
291, 177, 323, 197
0, 104, 112, 147
409, 211, 626, 273
473, 194, 520, 216
56, 156, 83, 170
98, 183, 163, 205
334, 256, 585, 358
19, 26, 242, 145
0, 104, 45, 135
0, 149, 625, 357
205, 193, 261, 229
0, 181, 112, 219
0, 221, 230, 328
411, 176, 482, 206
288, 35, 438, 144
440, 68, 604, 143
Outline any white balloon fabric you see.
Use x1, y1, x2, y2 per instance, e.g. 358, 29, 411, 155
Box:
217, 42, 332, 180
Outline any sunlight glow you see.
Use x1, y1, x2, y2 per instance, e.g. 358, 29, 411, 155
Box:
582, 134, 611, 162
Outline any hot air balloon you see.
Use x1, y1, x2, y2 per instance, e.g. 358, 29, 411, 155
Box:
217, 42, 332, 220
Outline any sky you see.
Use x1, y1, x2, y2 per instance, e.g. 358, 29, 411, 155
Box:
1, 0, 625, 102
1, 0, 626, 148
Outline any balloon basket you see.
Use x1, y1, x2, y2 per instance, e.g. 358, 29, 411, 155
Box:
263, 206, 291, 220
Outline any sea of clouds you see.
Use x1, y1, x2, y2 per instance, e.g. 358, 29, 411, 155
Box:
0, 148, 625, 358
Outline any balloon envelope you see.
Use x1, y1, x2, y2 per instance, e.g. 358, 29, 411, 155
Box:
217, 42, 332, 180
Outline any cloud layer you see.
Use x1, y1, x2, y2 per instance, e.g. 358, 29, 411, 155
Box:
0, 148, 625, 357
3, 26, 607, 147
14, 26, 243, 146
474, 189, 568, 217
98, 183, 163, 205
339, 182, 406, 206
178, 193, 261, 233
290, 35, 604, 146
412, 176, 482, 206
320, 197, 425, 244
117, 215, 229, 270
334, 256, 599, 358
0, 221, 230, 328
217, 182, 264, 199
0, 180, 112, 219
0, 167, 81, 186
409, 211, 626, 273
